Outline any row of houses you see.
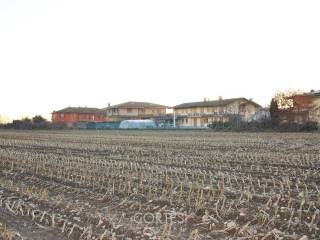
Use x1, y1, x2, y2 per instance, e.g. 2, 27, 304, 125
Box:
51, 97, 266, 128
51, 90, 320, 128
51, 102, 168, 127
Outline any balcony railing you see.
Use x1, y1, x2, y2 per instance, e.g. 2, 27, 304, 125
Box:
175, 112, 242, 117
107, 113, 167, 117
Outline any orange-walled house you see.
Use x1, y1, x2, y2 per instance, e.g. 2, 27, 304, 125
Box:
51, 107, 106, 125
274, 90, 320, 124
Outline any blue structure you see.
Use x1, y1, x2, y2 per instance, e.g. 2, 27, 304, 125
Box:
86, 122, 120, 129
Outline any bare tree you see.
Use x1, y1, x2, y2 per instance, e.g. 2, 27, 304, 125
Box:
272, 89, 302, 109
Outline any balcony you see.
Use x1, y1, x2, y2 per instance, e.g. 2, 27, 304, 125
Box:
175, 112, 241, 117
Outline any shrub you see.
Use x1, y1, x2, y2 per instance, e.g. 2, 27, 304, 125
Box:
300, 121, 318, 132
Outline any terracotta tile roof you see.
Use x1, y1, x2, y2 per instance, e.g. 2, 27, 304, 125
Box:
103, 101, 167, 109
52, 107, 102, 114
174, 98, 261, 109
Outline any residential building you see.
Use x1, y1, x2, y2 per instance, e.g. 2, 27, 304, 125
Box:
274, 90, 320, 124
103, 101, 167, 121
173, 98, 261, 127
51, 107, 106, 126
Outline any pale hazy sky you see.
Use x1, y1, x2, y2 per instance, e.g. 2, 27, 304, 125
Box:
0, 1, 319, 120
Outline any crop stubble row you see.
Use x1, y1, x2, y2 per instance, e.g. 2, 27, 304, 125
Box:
0, 130, 319, 239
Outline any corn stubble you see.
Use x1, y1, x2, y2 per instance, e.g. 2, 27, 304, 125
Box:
0, 130, 319, 239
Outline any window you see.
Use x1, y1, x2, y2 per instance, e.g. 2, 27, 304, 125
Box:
127, 108, 132, 113
60, 113, 64, 118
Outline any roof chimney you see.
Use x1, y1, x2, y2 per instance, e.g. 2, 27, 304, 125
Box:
108, 103, 111, 107
203, 97, 207, 102
218, 96, 223, 100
